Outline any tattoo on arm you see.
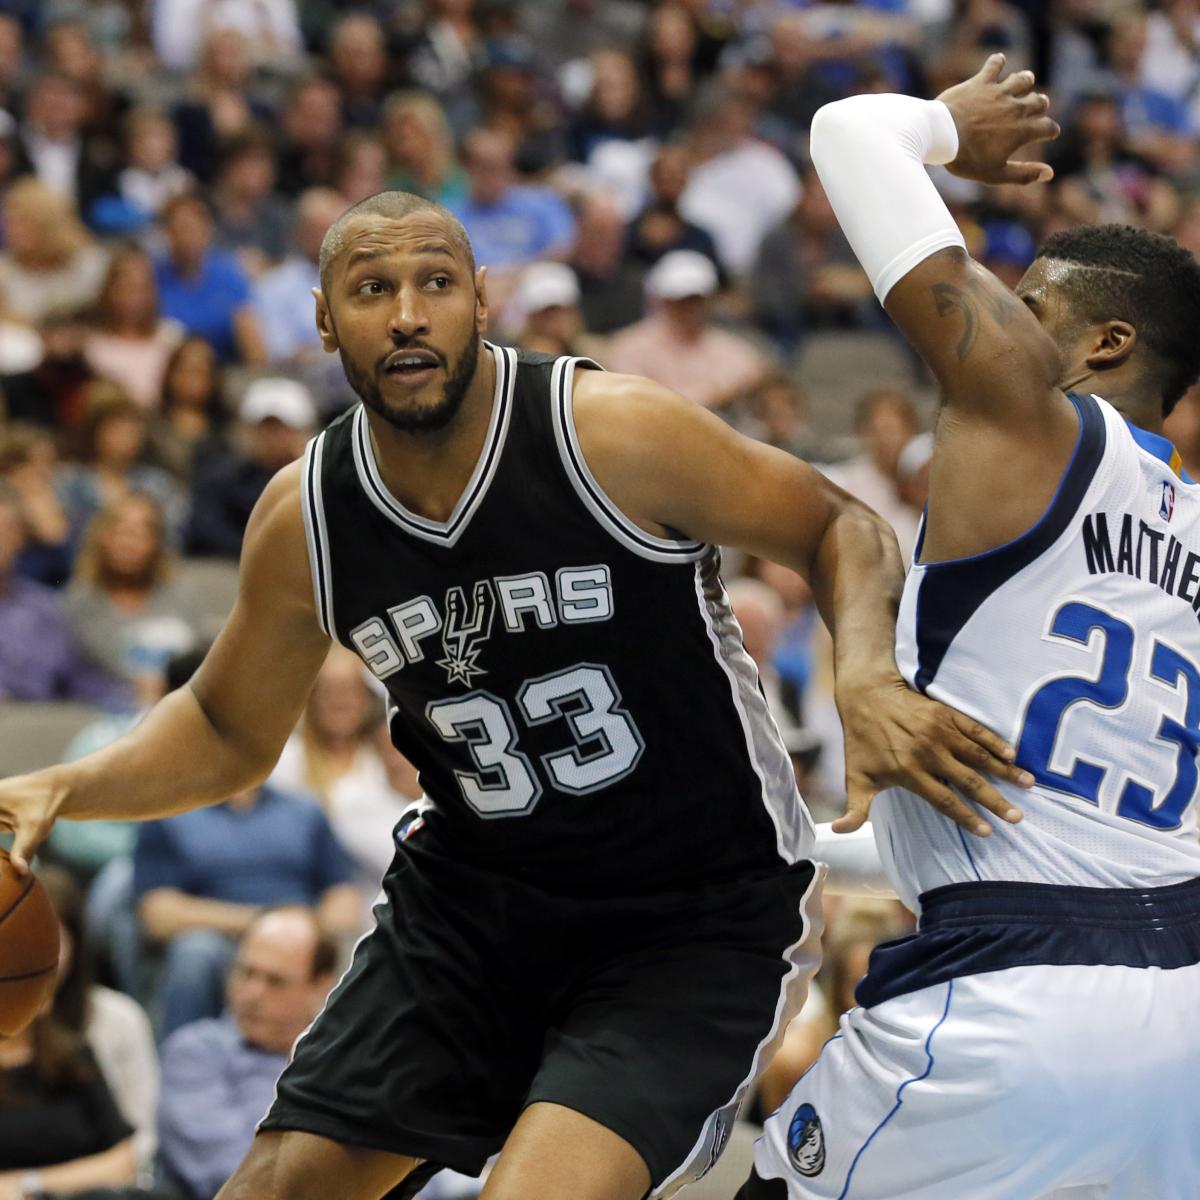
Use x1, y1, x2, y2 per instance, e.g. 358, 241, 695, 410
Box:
931, 276, 1021, 361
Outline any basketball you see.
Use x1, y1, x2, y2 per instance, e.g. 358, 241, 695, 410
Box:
0, 852, 61, 1036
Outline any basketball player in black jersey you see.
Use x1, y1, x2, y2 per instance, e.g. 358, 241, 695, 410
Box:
0, 193, 1031, 1200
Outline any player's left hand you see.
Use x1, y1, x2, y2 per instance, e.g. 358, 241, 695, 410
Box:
834, 673, 1032, 837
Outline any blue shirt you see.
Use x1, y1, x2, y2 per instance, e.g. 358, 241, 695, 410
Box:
132, 786, 354, 906
154, 248, 252, 362
158, 1016, 288, 1200
252, 255, 321, 363
1122, 86, 1193, 135
450, 186, 576, 269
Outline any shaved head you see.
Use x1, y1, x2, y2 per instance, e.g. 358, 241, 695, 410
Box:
318, 191, 475, 291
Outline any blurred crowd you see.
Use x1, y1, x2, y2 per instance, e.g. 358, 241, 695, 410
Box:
2, 0, 1200, 1196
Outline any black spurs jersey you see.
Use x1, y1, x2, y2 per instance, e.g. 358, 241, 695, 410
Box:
301, 343, 813, 893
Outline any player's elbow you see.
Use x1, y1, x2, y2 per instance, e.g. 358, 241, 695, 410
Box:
810, 97, 873, 171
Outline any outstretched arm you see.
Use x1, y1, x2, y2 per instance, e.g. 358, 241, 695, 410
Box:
574, 371, 1031, 836
0, 463, 332, 871
810, 54, 1079, 560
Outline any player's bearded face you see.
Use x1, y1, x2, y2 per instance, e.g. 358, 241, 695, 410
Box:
340, 313, 480, 435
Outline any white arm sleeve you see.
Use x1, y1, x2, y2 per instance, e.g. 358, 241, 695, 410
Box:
813, 822, 898, 899
809, 94, 966, 303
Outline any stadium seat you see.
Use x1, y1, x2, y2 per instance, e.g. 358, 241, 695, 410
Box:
794, 331, 921, 434
174, 557, 240, 638
0, 701, 107, 776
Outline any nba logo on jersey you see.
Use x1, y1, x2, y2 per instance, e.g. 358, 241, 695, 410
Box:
1161, 480, 1175, 521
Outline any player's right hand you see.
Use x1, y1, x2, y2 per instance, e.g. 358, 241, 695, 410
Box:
0, 773, 63, 876
938, 53, 1060, 186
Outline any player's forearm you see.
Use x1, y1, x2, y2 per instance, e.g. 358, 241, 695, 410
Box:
808, 493, 906, 688
48, 686, 276, 823
139, 890, 260, 942
808, 93, 963, 304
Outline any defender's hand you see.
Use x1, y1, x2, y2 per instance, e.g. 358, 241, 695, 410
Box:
0, 774, 64, 876
938, 53, 1060, 186
834, 673, 1032, 837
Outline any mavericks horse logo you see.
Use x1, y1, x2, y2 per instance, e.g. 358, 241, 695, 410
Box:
787, 1103, 825, 1177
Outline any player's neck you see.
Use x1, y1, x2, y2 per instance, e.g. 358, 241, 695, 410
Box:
1062, 371, 1163, 436
364, 342, 498, 524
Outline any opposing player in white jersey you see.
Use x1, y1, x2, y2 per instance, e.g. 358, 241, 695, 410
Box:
744, 56, 1200, 1199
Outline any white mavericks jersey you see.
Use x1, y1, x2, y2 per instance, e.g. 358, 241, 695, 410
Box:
873, 391, 1200, 911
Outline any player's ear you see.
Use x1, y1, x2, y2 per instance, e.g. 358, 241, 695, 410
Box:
313, 288, 339, 353
1086, 319, 1136, 370
474, 267, 489, 334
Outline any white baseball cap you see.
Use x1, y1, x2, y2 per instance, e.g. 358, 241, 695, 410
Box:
240, 377, 317, 430
516, 262, 581, 315
646, 250, 718, 300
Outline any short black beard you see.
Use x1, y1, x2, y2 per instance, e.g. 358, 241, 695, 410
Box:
341, 331, 480, 435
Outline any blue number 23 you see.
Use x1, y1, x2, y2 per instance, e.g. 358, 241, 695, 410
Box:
1016, 601, 1200, 831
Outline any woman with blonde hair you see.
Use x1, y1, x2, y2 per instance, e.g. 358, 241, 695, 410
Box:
64, 492, 198, 701
270, 646, 416, 897
0, 178, 108, 322
382, 90, 468, 207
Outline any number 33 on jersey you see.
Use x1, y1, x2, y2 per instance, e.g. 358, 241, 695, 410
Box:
300, 345, 812, 894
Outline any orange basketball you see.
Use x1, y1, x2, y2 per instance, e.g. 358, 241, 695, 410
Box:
0, 852, 61, 1036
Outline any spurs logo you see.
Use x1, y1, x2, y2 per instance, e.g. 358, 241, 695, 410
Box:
436, 580, 496, 685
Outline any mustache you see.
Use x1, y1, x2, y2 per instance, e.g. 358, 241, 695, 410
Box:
376, 341, 447, 371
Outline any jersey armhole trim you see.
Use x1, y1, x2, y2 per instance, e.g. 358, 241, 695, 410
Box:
912, 390, 1106, 691
550, 355, 710, 564
300, 432, 335, 639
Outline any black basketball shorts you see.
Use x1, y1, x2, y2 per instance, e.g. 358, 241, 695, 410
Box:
260, 828, 822, 1198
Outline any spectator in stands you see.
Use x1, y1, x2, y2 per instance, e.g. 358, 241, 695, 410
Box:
625, 144, 724, 280
679, 82, 801, 277
104, 107, 193, 231
157, 908, 337, 1200
0, 925, 138, 1194
335, 130, 389, 206
641, 2, 703, 136
753, 166, 873, 353
0, 178, 109, 323
568, 49, 651, 165
276, 74, 344, 195
83, 245, 183, 413
0, 481, 123, 703
133, 784, 359, 1037
0, 423, 71, 586
0, 15, 23, 117
211, 126, 291, 276
0, 309, 96, 434
403, 0, 487, 135
382, 90, 468, 207
451, 127, 575, 306
58, 384, 185, 550
570, 191, 645, 335
509, 262, 605, 360
64, 492, 199, 700
742, 375, 855, 465
1106, 11, 1197, 176
153, 192, 267, 365
43, 17, 119, 144
173, 28, 270, 183
328, 12, 390, 128
1051, 85, 1180, 234
727, 575, 800, 736
185, 376, 314, 558
149, 337, 228, 483
151, 0, 303, 74
14, 71, 116, 217
606, 249, 773, 410
1140, 0, 1200, 129
271, 647, 413, 896
897, 431, 933, 518
40, 867, 160, 1186
478, 36, 566, 175
822, 387, 923, 564
253, 188, 345, 369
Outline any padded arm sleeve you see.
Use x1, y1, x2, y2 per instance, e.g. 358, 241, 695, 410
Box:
809, 94, 965, 304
